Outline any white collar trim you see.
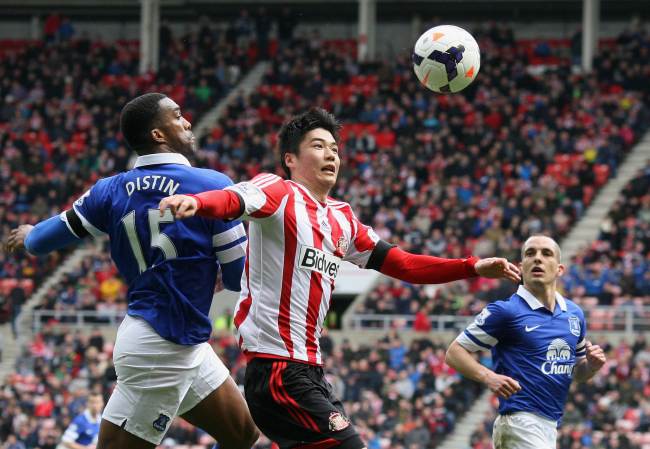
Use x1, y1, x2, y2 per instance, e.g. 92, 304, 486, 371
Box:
517, 285, 567, 312
84, 409, 101, 424
133, 153, 191, 168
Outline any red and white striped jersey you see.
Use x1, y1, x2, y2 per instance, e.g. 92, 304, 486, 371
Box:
227, 173, 381, 365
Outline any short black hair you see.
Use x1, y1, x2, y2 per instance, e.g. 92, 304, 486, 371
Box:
120, 93, 167, 154
278, 107, 341, 178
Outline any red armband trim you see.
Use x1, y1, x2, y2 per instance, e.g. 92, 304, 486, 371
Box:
379, 247, 479, 284
188, 190, 244, 220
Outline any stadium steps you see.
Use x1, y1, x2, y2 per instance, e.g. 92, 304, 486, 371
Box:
433, 131, 650, 449
192, 61, 270, 140
0, 243, 100, 381
561, 130, 650, 260
437, 389, 493, 449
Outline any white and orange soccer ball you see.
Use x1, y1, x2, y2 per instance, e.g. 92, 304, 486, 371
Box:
412, 25, 480, 93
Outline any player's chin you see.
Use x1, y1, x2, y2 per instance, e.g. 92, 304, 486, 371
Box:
319, 172, 338, 186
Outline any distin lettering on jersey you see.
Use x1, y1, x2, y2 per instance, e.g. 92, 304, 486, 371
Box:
125, 176, 180, 197
299, 245, 342, 279
541, 361, 574, 376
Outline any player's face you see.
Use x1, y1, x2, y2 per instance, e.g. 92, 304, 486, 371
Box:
155, 97, 195, 156
87, 395, 104, 415
521, 236, 565, 286
286, 128, 340, 195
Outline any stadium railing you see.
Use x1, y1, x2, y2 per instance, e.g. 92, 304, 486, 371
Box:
32, 307, 650, 335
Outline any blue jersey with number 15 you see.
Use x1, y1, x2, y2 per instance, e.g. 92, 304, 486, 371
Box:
64, 153, 247, 345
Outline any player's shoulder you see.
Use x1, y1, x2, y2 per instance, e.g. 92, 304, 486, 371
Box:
249, 172, 285, 187
326, 196, 351, 210
188, 167, 235, 190
72, 412, 87, 425
562, 295, 585, 317
486, 294, 519, 316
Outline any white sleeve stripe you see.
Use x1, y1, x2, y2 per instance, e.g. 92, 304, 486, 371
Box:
213, 224, 246, 248
216, 242, 246, 263
251, 174, 279, 187
251, 173, 275, 185
465, 322, 499, 347
255, 178, 280, 189
72, 205, 106, 237
456, 332, 484, 352
576, 341, 586, 350
59, 211, 81, 238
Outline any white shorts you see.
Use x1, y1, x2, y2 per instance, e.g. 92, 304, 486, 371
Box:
493, 412, 558, 449
102, 314, 230, 444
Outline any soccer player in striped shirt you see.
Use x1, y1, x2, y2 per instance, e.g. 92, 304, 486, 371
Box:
159, 107, 521, 449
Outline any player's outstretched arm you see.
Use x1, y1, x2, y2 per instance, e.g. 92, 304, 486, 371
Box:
573, 341, 606, 382
446, 340, 522, 399
6, 215, 81, 256
376, 246, 521, 284
159, 194, 199, 219
159, 190, 243, 220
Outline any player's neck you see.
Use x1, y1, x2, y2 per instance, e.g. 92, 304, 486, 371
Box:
525, 283, 556, 311
291, 176, 330, 202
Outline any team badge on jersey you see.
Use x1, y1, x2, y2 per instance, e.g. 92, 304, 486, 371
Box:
328, 412, 350, 431
568, 316, 580, 337
475, 308, 491, 326
335, 236, 349, 256
152, 413, 170, 432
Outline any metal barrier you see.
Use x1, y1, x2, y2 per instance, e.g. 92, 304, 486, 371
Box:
347, 306, 650, 335
30, 306, 650, 337
32, 310, 127, 332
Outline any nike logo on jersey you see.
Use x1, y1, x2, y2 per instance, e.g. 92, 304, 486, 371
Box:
299, 245, 341, 279
525, 325, 542, 332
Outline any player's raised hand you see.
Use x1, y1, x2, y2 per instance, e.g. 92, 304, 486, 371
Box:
5, 224, 34, 254
485, 372, 522, 399
474, 257, 521, 283
585, 341, 606, 372
159, 194, 199, 219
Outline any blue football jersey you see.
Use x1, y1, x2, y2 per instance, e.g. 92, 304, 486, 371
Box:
457, 285, 587, 423
62, 410, 101, 445
63, 153, 247, 345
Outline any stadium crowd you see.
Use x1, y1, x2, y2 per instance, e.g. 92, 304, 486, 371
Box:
564, 163, 650, 308
0, 325, 480, 449
0, 14, 264, 331
469, 336, 650, 449
0, 11, 649, 449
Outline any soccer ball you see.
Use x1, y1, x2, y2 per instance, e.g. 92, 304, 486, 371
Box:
412, 25, 480, 93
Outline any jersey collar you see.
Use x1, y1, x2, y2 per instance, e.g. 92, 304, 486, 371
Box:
84, 409, 101, 424
133, 153, 192, 168
517, 285, 567, 312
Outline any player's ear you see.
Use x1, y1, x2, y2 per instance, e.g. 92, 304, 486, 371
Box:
557, 263, 566, 277
284, 151, 296, 169
151, 128, 166, 145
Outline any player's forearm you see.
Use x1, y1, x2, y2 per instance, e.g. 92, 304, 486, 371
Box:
445, 340, 493, 385
573, 359, 600, 383
379, 247, 478, 284
25, 215, 80, 256
191, 190, 244, 220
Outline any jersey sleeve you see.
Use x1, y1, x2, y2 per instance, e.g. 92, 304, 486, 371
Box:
212, 221, 247, 262
61, 415, 83, 443
224, 173, 289, 220
456, 301, 510, 352
575, 311, 587, 359
63, 180, 110, 238
341, 209, 382, 268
